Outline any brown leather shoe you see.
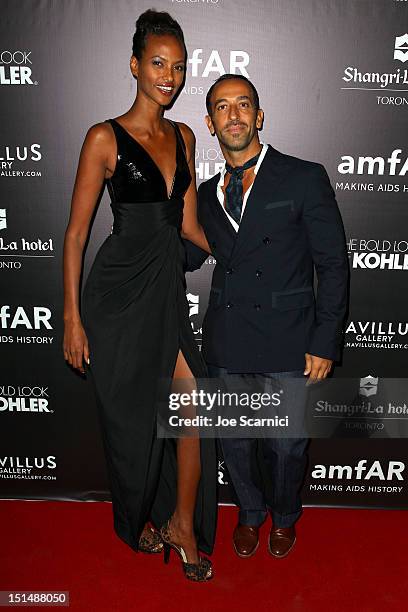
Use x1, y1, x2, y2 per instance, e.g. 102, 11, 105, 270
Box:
233, 524, 259, 558
268, 526, 296, 558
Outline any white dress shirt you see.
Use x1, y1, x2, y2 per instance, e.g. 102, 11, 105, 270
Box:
216, 143, 269, 232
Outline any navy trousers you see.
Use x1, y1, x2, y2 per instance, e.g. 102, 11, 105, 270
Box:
207, 364, 309, 528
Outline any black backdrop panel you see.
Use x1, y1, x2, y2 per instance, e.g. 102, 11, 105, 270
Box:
1, 0, 407, 509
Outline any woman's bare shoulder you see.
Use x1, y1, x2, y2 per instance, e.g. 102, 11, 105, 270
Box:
78, 122, 116, 163
84, 121, 115, 145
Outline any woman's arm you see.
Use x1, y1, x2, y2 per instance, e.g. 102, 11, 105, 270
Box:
63, 123, 113, 373
178, 122, 211, 254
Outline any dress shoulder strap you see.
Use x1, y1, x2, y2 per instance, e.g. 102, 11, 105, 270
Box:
105, 118, 122, 142
169, 120, 187, 157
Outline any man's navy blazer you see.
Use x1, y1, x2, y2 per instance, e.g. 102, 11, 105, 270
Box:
185, 145, 349, 373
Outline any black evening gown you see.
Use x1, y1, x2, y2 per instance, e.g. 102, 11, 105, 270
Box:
82, 118, 217, 555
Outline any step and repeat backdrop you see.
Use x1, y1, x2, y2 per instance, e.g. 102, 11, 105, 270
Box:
1, 0, 408, 509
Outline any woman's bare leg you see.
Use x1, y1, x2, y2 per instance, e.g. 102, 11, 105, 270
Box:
169, 349, 201, 563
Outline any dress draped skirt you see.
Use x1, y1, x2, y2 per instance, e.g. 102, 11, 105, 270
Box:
82, 198, 217, 554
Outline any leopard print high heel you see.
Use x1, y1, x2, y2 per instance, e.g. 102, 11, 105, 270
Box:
160, 519, 213, 582
138, 524, 163, 554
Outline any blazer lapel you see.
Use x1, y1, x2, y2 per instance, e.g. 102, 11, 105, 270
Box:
230, 146, 295, 262
201, 177, 237, 266
207, 188, 237, 242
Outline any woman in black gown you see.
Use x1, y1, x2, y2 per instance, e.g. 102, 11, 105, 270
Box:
63, 10, 216, 582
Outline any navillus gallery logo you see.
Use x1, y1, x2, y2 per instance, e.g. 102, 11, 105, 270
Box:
183, 48, 250, 95
359, 375, 378, 397
0, 385, 52, 413
394, 34, 408, 62
345, 320, 408, 350
0, 143, 42, 178
0, 455, 57, 480
341, 34, 408, 106
0, 305, 54, 345
0, 51, 37, 85
347, 237, 408, 271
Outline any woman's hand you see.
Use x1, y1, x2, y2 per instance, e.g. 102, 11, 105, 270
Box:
63, 319, 90, 374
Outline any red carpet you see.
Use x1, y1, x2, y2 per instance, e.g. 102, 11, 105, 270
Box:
1, 501, 406, 611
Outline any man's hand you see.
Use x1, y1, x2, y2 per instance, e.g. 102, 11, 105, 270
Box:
304, 353, 332, 383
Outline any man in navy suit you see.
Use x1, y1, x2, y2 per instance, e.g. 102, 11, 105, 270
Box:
185, 74, 348, 558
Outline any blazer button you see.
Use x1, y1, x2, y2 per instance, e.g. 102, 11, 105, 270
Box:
254, 303, 261, 310
263, 237, 270, 245
256, 269, 262, 278
226, 302, 233, 308
226, 268, 234, 275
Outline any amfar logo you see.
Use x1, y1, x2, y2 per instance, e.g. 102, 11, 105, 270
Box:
359, 375, 378, 397
188, 49, 250, 77
0, 210, 6, 231
338, 150, 408, 176
311, 460, 405, 480
0, 306, 52, 329
394, 34, 408, 62
0, 51, 37, 85
187, 293, 199, 317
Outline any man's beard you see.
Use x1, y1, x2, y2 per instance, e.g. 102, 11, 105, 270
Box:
218, 125, 254, 152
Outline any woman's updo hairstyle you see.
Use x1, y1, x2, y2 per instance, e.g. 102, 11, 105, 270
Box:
132, 9, 186, 60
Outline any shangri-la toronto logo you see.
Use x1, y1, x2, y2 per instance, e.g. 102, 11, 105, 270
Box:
187, 293, 199, 317
0, 209, 6, 231
187, 293, 201, 338
359, 375, 379, 397
394, 34, 408, 63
